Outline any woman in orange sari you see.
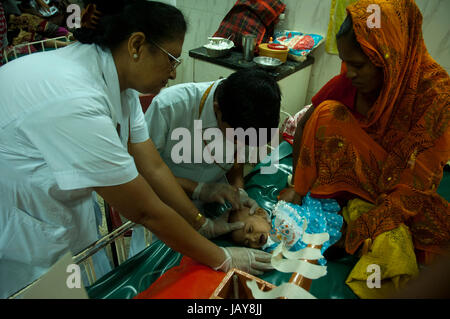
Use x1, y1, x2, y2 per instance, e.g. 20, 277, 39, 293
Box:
285, 0, 449, 265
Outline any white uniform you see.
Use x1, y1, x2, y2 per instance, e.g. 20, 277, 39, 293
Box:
129, 81, 236, 258
0, 42, 149, 298
146, 80, 236, 182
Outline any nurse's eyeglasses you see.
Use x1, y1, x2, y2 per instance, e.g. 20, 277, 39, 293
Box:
149, 39, 182, 70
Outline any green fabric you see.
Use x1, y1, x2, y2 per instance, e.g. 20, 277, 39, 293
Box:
325, 0, 358, 55
437, 169, 450, 202
86, 239, 182, 299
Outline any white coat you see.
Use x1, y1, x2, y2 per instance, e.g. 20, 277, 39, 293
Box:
145, 80, 235, 183
0, 42, 149, 298
129, 81, 236, 258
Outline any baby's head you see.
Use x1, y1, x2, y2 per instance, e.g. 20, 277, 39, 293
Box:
228, 206, 271, 249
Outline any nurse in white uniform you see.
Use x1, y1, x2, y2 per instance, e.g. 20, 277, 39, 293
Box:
129, 69, 282, 257
0, 0, 273, 299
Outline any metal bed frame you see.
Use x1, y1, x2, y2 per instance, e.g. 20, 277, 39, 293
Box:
2, 35, 71, 63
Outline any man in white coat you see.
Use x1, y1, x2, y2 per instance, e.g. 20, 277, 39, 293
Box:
130, 69, 282, 256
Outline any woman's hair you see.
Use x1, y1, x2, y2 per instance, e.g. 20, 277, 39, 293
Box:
336, 14, 361, 49
74, 0, 187, 49
216, 68, 281, 133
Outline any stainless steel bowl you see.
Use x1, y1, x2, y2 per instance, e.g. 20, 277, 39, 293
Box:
253, 56, 283, 70
203, 38, 234, 58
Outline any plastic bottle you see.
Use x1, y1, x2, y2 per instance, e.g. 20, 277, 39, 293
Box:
274, 12, 287, 38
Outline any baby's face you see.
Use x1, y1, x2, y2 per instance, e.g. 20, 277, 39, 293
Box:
230, 207, 271, 249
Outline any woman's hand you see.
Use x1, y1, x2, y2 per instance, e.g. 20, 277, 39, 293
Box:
278, 187, 303, 205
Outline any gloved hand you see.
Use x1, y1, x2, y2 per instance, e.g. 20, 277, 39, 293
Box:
198, 211, 244, 239
239, 188, 271, 222
213, 246, 274, 276
238, 188, 258, 210
193, 182, 241, 210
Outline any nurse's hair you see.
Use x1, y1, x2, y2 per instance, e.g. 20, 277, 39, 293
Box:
74, 0, 187, 49
216, 69, 281, 135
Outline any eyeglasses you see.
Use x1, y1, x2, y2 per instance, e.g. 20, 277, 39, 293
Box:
149, 39, 182, 70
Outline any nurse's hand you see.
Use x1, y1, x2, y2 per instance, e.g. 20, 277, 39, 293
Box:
192, 182, 241, 210
213, 247, 274, 276
198, 211, 244, 239
238, 188, 271, 222
238, 188, 258, 209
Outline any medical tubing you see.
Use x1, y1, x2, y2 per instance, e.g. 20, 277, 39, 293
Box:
192, 182, 205, 200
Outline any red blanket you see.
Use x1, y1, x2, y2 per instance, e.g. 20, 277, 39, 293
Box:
134, 257, 226, 299
214, 0, 286, 49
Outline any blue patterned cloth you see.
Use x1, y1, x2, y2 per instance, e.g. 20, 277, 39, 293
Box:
264, 193, 343, 265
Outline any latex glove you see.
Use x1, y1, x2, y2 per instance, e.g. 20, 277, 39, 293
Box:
193, 182, 241, 210
238, 188, 258, 210
198, 211, 244, 239
239, 188, 271, 222
213, 247, 274, 276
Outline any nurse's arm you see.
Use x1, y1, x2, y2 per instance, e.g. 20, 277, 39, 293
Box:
129, 138, 206, 227
94, 175, 226, 269
173, 177, 198, 198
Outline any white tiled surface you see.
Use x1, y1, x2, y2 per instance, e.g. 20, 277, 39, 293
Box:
172, 0, 450, 105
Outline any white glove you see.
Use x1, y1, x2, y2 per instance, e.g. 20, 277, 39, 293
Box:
198, 211, 244, 239
213, 246, 274, 276
239, 188, 271, 222
238, 188, 258, 211
193, 182, 241, 209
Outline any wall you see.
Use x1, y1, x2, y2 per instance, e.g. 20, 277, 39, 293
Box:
171, 0, 235, 86
173, 0, 450, 110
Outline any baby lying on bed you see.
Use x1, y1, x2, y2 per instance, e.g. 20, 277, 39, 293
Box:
228, 193, 344, 264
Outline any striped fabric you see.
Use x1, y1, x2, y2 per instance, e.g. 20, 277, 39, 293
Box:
213, 0, 285, 49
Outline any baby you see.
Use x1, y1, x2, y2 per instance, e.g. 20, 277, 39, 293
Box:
228, 193, 344, 264
228, 206, 272, 249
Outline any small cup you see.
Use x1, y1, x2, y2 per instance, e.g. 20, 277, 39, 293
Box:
242, 34, 257, 62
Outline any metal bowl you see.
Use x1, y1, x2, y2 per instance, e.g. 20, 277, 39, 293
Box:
253, 56, 283, 70
203, 38, 234, 58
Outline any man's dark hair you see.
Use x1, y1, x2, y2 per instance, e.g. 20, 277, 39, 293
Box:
216, 68, 281, 134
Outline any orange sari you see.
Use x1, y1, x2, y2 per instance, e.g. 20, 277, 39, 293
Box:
294, 0, 450, 262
